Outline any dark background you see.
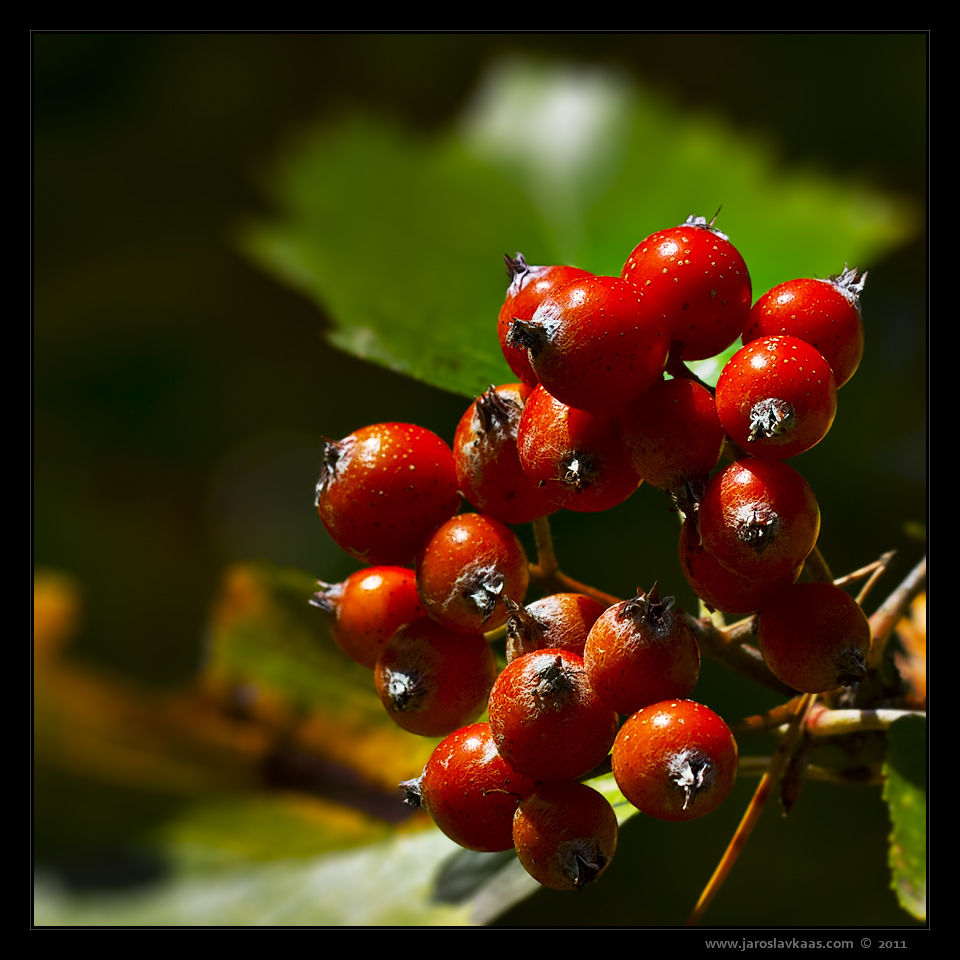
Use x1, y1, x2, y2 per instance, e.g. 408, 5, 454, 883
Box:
34, 32, 927, 926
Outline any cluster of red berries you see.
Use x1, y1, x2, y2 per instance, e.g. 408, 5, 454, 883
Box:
310, 213, 873, 892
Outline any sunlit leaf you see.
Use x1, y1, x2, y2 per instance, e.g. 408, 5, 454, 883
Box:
242, 58, 922, 399
883, 714, 926, 921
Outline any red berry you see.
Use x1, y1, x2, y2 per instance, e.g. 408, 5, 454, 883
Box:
315, 423, 461, 565
374, 617, 497, 737
583, 584, 700, 715
487, 648, 619, 782
309, 566, 424, 669
401, 722, 539, 853
620, 376, 725, 495
612, 699, 738, 821
757, 582, 872, 693
697, 459, 820, 581
621, 215, 752, 361
498, 253, 594, 388
679, 517, 802, 615
504, 593, 608, 663
452, 383, 559, 524
415, 513, 530, 634
715, 335, 838, 460
512, 781, 618, 891
742, 266, 867, 388
507, 274, 669, 414
516, 385, 642, 513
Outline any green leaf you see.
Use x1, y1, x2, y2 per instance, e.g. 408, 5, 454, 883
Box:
883, 714, 927, 921
242, 59, 921, 398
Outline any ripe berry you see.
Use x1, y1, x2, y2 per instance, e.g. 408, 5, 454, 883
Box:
487, 648, 619, 782
512, 781, 618, 891
504, 593, 608, 663
374, 617, 497, 737
757, 582, 872, 693
310, 566, 424, 669
452, 383, 560, 524
612, 699, 738, 821
742, 266, 867, 389
679, 517, 802, 615
315, 423, 461, 565
584, 584, 700, 715
621, 214, 752, 361
715, 335, 838, 460
401, 722, 539, 852
697, 458, 820, 581
498, 253, 594, 388
516, 385, 642, 513
507, 274, 669, 414
415, 513, 530, 634
620, 376, 725, 496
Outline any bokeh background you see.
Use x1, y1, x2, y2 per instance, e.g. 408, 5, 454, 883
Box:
34, 33, 926, 927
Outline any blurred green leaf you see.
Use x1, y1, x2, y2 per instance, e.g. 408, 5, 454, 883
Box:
242, 59, 921, 399
883, 714, 926, 921
35, 828, 483, 926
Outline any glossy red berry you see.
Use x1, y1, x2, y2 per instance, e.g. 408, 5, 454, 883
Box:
415, 513, 530, 634
452, 383, 559, 524
315, 423, 461, 565
757, 582, 872, 693
373, 617, 497, 737
512, 781, 618, 891
516, 385, 642, 513
309, 566, 424, 669
697, 458, 820, 581
487, 648, 619, 782
507, 274, 669, 414
401, 722, 539, 852
498, 253, 594, 388
743, 266, 867, 389
584, 584, 700, 715
612, 699, 738, 821
504, 593, 608, 663
679, 517, 802, 616
715, 335, 838, 460
620, 376, 725, 496
621, 215, 751, 361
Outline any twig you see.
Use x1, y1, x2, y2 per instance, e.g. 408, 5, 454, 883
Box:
867, 554, 927, 669
686, 692, 818, 926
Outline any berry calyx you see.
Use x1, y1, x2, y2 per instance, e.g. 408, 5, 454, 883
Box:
621, 214, 752, 361
452, 383, 559, 524
415, 513, 530, 634
507, 274, 669, 414
715, 335, 838, 460
374, 617, 497, 737
516, 385, 642, 513
757, 582, 872, 693
612, 699, 738, 821
487, 649, 619, 782
315, 423, 461, 565
512, 781, 618, 891
498, 254, 594, 388
401, 722, 540, 852
584, 583, 701, 715
742, 266, 867, 389
310, 565, 424, 669
697, 458, 820, 581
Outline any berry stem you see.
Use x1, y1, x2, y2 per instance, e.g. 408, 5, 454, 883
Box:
529, 515, 623, 607
685, 692, 818, 927
803, 544, 834, 584
867, 554, 926, 669
736, 756, 884, 786
805, 707, 926, 736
